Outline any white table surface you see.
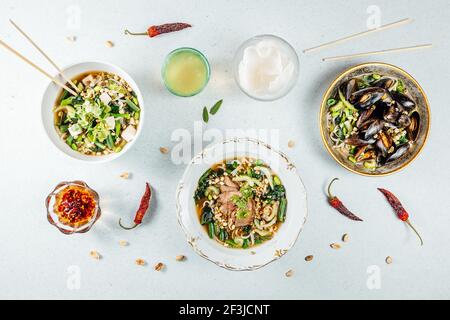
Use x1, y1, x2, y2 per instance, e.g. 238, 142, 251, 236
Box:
0, 0, 449, 299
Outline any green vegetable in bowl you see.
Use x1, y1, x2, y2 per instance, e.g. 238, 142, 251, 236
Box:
194, 157, 287, 249
53, 72, 140, 156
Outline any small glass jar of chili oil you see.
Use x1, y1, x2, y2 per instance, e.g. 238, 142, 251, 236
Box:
45, 181, 101, 234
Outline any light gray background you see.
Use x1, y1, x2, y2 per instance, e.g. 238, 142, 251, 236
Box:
0, 0, 448, 299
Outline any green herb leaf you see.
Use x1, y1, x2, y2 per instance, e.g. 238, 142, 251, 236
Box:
202, 106, 209, 123
125, 99, 140, 112
327, 98, 337, 106
210, 99, 223, 115
397, 79, 405, 93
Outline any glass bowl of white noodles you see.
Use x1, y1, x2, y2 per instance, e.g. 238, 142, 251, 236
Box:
233, 34, 299, 101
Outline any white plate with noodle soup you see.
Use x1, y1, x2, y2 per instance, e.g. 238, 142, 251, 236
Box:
176, 138, 308, 271
41, 61, 145, 162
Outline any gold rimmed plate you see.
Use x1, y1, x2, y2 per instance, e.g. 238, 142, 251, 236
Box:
319, 62, 430, 176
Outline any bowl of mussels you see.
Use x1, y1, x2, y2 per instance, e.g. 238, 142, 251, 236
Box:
320, 62, 430, 176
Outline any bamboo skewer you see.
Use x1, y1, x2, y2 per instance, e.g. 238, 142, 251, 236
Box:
0, 38, 78, 96
9, 19, 79, 93
303, 18, 413, 54
322, 44, 433, 62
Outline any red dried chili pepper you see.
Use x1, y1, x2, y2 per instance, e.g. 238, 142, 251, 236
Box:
378, 188, 423, 246
119, 183, 152, 230
327, 178, 363, 221
124, 23, 192, 38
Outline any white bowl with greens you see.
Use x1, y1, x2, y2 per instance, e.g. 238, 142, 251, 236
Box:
176, 138, 308, 271
41, 61, 145, 162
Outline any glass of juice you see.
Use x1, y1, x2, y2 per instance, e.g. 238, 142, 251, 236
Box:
162, 47, 210, 97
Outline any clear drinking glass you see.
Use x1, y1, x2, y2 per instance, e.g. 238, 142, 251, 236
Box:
233, 34, 299, 101
162, 47, 211, 97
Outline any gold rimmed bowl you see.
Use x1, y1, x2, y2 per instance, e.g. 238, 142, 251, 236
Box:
319, 62, 430, 176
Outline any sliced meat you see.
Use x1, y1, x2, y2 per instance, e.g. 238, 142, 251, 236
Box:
219, 202, 236, 216
235, 199, 255, 227
218, 191, 240, 204
224, 176, 238, 188
220, 185, 238, 193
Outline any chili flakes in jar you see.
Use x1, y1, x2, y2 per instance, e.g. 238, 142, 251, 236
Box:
53, 185, 97, 227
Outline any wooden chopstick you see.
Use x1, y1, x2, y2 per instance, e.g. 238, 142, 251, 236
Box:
322, 44, 433, 62
303, 18, 413, 54
9, 19, 79, 93
0, 38, 78, 96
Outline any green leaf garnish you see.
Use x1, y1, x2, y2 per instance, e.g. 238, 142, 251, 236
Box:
210, 99, 223, 115
202, 106, 209, 123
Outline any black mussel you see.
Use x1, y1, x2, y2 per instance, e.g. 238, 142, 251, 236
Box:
386, 144, 410, 163
380, 131, 393, 148
345, 135, 376, 146
383, 122, 397, 129
358, 118, 376, 131
356, 107, 375, 128
364, 119, 385, 140
383, 102, 403, 123
397, 113, 412, 128
350, 87, 387, 110
376, 139, 388, 157
407, 111, 420, 141
377, 153, 387, 166
341, 78, 358, 100
358, 149, 377, 161
354, 145, 367, 160
373, 77, 398, 91
376, 131, 392, 157
392, 91, 416, 110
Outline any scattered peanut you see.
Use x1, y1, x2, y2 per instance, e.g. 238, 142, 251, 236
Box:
288, 140, 295, 148
159, 146, 169, 154
135, 258, 146, 266
120, 172, 130, 179
342, 233, 350, 242
385, 256, 393, 264
305, 255, 314, 262
154, 262, 165, 271
119, 240, 128, 247
330, 243, 341, 249
285, 269, 294, 277
89, 250, 101, 260
175, 255, 185, 261
105, 40, 114, 48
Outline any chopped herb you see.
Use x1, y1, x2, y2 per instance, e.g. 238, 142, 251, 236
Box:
202, 106, 209, 123
397, 79, 405, 93
327, 98, 337, 106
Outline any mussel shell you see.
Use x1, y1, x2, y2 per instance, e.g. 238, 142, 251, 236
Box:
373, 77, 397, 91
340, 78, 358, 100
364, 119, 385, 140
383, 102, 404, 123
376, 139, 388, 157
407, 111, 420, 141
392, 91, 416, 110
397, 113, 412, 128
356, 107, 375, 128
386, 144, 410, 163
379, 131, 393, 148
359, 149, 377, 161
345, 135, 376, 146
350, 87, 387, 110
